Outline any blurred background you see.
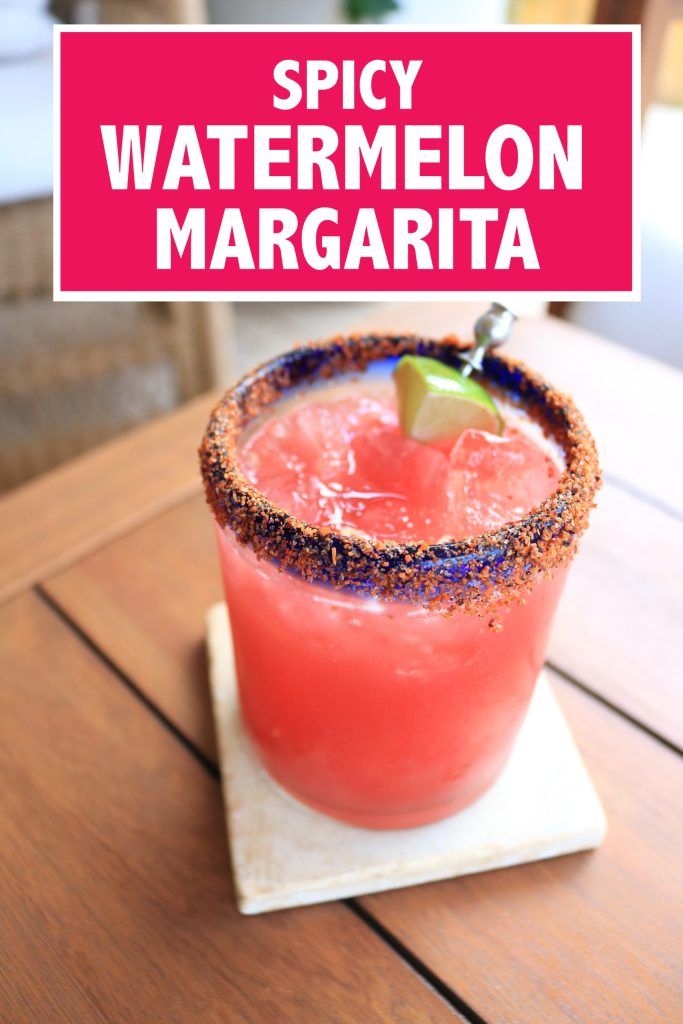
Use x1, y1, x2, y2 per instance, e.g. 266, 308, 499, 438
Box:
1, 0, 681, 491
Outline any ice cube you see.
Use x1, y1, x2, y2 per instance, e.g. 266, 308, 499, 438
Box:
446, 429, 560, 539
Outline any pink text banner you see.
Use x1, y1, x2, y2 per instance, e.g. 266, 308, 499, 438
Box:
55, 27, 637, 300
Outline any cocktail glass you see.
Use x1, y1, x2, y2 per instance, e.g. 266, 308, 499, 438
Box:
200, 334, 600, 829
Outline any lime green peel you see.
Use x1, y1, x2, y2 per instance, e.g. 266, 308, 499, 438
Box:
393, 354, 503, 443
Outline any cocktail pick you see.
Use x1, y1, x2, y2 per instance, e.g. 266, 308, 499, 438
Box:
460, 302, 516, 378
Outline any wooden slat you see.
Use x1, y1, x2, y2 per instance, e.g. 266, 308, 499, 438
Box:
360, 675, 683, 1024
40, 500, 683, 1021
0, 591, 458, 1024
550, 483, 683, 749
359, 302, 683, 515
3, 304, 681, 607
0, 390, 218, 606
43, 473, 682, 751
45, 496, 224, 761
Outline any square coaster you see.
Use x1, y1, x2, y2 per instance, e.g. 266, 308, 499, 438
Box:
207, 603, 606, 915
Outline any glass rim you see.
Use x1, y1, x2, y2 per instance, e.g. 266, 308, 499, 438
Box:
199, 333, 601, 610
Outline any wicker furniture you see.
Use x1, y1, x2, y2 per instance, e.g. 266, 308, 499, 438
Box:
1, 305, 681, 1023
0, 0, 233, 492
88, 0, 205, 21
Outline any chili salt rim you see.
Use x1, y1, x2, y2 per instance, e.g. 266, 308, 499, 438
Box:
199, 333, 601, 610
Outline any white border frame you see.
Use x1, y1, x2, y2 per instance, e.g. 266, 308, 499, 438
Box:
53, 24, 641, 302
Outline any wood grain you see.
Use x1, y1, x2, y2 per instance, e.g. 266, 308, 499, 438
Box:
39, 503, 683, 1021
44, 495, 222, 760
0, 592, 459, 1024
3, 304, 681, 608
550, 483, 683, 749
3, 306, 681, 1023
44, 473, 681, 752
0, 389, 218, 606
360, 675, 683, 1024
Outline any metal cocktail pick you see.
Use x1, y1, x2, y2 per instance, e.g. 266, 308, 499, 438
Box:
460, 302, 517, 378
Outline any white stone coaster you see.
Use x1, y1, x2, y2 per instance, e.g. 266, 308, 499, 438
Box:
207, 603, 606, 915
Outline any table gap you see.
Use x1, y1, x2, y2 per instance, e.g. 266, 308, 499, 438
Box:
0, 482, 205, 609
546, 660, 683, 758
37, 577, 680, 761
36, 579, 682, 1019
602, 472, 683, 525
14, 458, 682, 617
34, 585, 472, 1023
347, 900, 489, 1024
37, 585, 219, 779
4, 383, 681, 608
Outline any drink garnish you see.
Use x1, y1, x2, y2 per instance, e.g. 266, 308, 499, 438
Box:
394, 354, 503, 442
394, 302, 517, 443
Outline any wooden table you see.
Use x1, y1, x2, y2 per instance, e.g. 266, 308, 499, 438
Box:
1, 304, 681, 1023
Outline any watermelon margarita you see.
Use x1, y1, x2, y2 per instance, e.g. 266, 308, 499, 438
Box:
201, 336, 600, 829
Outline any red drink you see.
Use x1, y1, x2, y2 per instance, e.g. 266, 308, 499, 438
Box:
201, 337, 599, 828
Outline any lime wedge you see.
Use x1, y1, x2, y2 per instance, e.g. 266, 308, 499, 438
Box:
394, 355, 503, 443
